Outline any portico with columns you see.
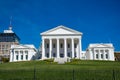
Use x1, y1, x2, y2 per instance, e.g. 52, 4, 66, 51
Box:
40, 25, 82, 60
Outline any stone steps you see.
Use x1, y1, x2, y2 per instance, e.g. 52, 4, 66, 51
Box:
54, 58, 71, 64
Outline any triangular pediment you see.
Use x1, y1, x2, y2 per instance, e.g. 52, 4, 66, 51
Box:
41, 25, 82, 35
89, 44, 113, 48
96, 45, 109, 47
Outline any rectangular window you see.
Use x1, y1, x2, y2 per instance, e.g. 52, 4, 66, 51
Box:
2, 45, 5, 48
26, 55, 28, 60
106, 54, 108, 59
60, 43, 63, 48
21, 55, 23, 60
74, 44, 77, 48
75, 52, 76, 57
46, 53, 49, 58
47, 43, 49, 48
96, 54, 98, 59
68, 44, 70, 48
6, 45, 8, 48
16, 55, 18, 60
53, 44, 56, 48
67, 53, 70, 57
53, 53, 56, 57
101, 54, 103, 59
60, 53, 64, 58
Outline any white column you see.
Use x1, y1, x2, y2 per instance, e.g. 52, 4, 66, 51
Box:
89, 49, 93, 60
64, 38, 67, 58
42, 38, 45, 59
77, 39, 80, 59
14, 51, 16, 61
98, 50, 101, 60
18, 51, 20, 61
23, 50, 25, 61
94, 50, 96, 60
79, 38, 82, 59
49, 38, 52, 58
103, 50, 106, 60
72, 38, 74, 58
10, 49, 13, 62
108, 50, 111, 60
57, 38, 60, 58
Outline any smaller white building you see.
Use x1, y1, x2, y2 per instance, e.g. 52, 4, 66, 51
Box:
10, 44, 37, 62
86, 43, 114, 61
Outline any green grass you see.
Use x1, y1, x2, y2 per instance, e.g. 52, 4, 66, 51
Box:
0, 60, 120, 80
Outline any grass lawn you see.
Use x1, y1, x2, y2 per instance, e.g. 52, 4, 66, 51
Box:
0, 60, 120, 80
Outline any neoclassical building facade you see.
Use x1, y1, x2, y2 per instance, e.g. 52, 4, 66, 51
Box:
86, 44, 114, 61
10, 44, 37, 62
40, 25, 82, 60
8, 25, 115, 62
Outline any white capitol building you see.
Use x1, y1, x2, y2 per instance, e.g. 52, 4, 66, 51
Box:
40, 25, 114, 61
10, 25, 115, 62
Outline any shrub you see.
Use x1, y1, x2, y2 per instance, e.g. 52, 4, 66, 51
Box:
1, 57, 9, 63
43, 59, 54, 63
70, 59, 81, 62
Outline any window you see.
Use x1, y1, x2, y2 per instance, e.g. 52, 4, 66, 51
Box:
74, 43, 77, 48
53, 44, 56, 48
96, 54, 98, 59
67, 53, 70, 57
47, 43, 49, 48
25, 51, 28, 60
21, 55, 23, 60
68, 44, 70, 48
26, 55, 28, 60
2, 45, 5, 48
101, 54, 103, 59
53, 53, 56, 57
6, 45, 8, 48
105, 50, 109, 59
60, 53, 64, 58
106, 54, 108, 59
46, 53, 49, 58
75, 52, 76, 57
16, 55, 18, 60
60, 43, 63, 48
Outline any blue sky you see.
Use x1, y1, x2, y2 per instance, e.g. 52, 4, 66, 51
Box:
0, 0, 120, 51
